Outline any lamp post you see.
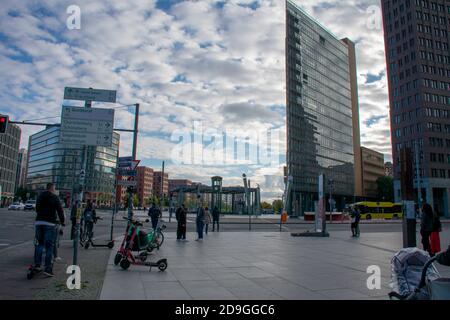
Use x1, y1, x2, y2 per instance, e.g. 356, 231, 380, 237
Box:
328, 179, 334, 223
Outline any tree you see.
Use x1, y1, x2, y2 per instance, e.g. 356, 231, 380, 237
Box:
261, 201, 272, 210
132, 194, 139, 207
272, 199, 284, 214
376, 176, 394, 202
15, 187, 36, 202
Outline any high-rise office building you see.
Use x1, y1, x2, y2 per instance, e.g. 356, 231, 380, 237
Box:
15, 148, 28, 191
286, 0, 361, 215
26, 126, 119, 207
0, 123, 21, 206
381, 0, 450, 217
153, 171, 169, 200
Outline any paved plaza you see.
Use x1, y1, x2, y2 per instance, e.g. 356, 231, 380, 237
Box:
100, 229, 450, 300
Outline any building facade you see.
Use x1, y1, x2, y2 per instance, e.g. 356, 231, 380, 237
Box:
26, 126, 119, 207
286, 0, 359, 215
136, 166, 154, 207
360, 147, 386, 199
153, 171, 169, 200
15, 148, 28, 191
381, 0, 450, 217
0, 123, 21, 206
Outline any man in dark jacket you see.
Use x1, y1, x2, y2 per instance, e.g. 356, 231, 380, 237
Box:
176, 204, 187, 241
148, 203, 161, 230
212, 206, 220, 232
34, 183, 65, 277
420, 203, 434, 255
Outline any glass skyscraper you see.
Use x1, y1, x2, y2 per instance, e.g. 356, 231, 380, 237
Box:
286, 0, 360, 215
26, 126, 119, 207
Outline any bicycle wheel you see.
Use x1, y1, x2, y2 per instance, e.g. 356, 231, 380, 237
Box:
155, 231, 164, 247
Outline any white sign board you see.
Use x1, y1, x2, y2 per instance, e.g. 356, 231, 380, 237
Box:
64, 87, 117, 103
60, 106, 114, 147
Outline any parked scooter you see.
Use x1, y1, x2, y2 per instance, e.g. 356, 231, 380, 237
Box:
114, 217, 167, 272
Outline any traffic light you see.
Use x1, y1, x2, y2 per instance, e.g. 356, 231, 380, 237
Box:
0, 115, 8, 134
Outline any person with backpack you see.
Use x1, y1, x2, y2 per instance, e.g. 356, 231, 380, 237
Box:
176, 204, 187, 241
148, 202, 162, 230
81, 200, 97, 241
33, 183, 65, 277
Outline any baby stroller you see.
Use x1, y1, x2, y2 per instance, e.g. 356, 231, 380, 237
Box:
389, 247, 450, 300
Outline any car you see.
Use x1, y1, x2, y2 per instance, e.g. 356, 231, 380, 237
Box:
24, 200, 36, 211
8, 202, 25, 210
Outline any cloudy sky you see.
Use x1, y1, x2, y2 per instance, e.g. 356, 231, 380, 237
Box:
0, 0, 391, 200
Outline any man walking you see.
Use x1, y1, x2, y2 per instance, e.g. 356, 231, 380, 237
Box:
212, 206, 220, 232
176, 204, 187, 241
148, 202, 162, 230
34, 183, 65, 277
195, 205, 205, 241
420, 202, 434, 255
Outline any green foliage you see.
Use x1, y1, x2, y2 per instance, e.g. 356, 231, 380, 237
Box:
15, 187, 36, 202
376, 176, 394, 202
272, 199, 283, 214
261, 201, 273, 209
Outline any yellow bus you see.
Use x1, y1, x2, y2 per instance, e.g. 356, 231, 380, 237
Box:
351, 202, 403, 220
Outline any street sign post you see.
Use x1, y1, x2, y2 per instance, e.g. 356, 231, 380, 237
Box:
64, 87, 117, 103
117, 180, 138, 187
60, 106, 114, 147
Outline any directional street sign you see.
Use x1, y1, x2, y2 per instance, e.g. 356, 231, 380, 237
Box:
117, 180, 138, 187
118, 168, 137, 177
64, 87, 117, 103
118, 157, 140, 170
60, 106, 114, 147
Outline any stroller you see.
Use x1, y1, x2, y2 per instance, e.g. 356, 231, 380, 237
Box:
389, 247, 450, 300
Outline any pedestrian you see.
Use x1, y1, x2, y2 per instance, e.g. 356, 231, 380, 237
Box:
176, 204, 188, 241
81, 200, 97, 241
212, 206, 220, 232
420, 202, 434, 255
195, 205, 205, 241
148, 202, 161, 230
204, 207, 212, 234
430, 207, 442, 257
354, 208, 361, 237
34, 183, 65, 277
350, 206, 357, 237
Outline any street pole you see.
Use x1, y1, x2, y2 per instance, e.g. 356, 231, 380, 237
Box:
132, 103, 139, 160
73, 99, 91, 266
243, 174, 251, 231
161, 161, 165, 208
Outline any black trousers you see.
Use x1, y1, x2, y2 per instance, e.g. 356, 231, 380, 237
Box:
421, 230, 432, 254
177, 223, 186, 240
212, 220, 219, 231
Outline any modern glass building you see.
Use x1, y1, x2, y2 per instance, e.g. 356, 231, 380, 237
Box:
286, 0, 361, 215
0, 123, 21, 206
381, 0, 450, 217
26, 126, 119, 207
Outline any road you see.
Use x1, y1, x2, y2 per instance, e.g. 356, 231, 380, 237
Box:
0, 207, 425, 250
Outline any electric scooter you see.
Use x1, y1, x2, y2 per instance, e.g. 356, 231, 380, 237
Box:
80, 217, 115, 249
114, 217, 167, 272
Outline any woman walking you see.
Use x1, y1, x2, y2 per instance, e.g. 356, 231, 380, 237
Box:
204, 207, 212, 235
430, 207, 442, 257
420, 203, 434, 255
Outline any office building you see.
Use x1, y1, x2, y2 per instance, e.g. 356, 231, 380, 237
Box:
15, 148, 28, 191
0, 123, 21, 206
286, 0, 360, 215
136, 166, 154, 207
360, 147, 386, 199
26, 126, 119, 207
381, 0, 450, 217
153, 171, 169, 200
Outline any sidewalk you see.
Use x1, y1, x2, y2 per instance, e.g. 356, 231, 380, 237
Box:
99, 229, 450, 300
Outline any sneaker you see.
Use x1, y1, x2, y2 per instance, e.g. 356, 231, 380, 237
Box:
43, 270, 54, 277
